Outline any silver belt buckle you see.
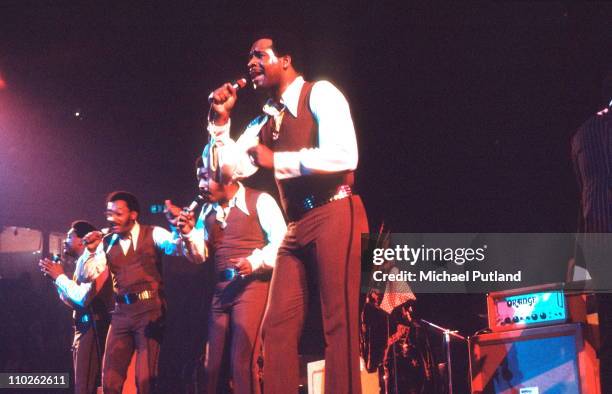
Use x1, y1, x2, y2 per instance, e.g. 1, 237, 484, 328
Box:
138, 290, 154, 300
332, 185, 352, 201
301, 185, 352, 213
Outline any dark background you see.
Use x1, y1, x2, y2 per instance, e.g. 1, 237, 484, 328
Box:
1, 1, 611, 391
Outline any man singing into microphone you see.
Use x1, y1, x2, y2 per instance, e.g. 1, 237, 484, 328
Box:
79, 191, 204, 394
208, 33, 369, 394
39, 220, 113, 394
165, 144, 286, 394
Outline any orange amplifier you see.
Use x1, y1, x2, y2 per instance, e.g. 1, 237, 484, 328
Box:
486, 282, 596, 332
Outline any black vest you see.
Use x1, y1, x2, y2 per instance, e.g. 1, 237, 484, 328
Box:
259, 81, 354, 220
205, 187, 267, 274
104, 224, 163, 295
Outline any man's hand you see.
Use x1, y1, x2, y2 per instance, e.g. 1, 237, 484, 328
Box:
177, 210, 195, 235
230, 257, 253, 276
38, 258, 65, 280
210, 83, 238, 125
164, 200, 182, 227
247, 144, 274, 169
82, 231, 104, 252
165, 199, 195, 235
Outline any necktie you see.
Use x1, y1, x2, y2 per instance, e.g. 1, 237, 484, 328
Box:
263, 101, 286, 140
273, 107, 285, 140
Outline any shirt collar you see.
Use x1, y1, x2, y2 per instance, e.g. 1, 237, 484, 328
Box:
127, 222, 140, 248
202, 182, 249, 217
262, 76, 304, 118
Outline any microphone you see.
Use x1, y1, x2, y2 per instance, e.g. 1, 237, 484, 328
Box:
183, 194, 207, 213
106, 232, 119, 254
208, 77, 249, 103
150, 195, 207, 216
96, 228, 118, 254
82, 227, 110, 246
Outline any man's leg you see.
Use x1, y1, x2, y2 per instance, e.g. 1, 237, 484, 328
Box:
132, 301, 164, 394
581, 234, 612, 392
73, 327, 98, 394
311, 196, 368, 394
261, 224, 308, 394
204, 294, 230, 394
102, 314, 134, 394
230, 280, 270, 394
597, 293, 612, 392
93, 319, 110, 390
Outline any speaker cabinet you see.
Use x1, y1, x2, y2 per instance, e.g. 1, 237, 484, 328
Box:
470, 323, 599, 394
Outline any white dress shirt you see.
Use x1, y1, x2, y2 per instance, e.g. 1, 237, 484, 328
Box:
55, 257, 96, 309
79, 221, 205, 282
183, 182, 287, 271
207, 76, 359, 180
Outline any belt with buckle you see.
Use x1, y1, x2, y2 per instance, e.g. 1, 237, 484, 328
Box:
218, 268, 240, 282
115, 290, 157, 304
75, 313, 102, 324
293, 185, 353, 220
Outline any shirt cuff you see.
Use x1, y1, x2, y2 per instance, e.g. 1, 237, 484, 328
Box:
247, 251, 264, 272
55, 274, 71, 289
180, 229, 195, 242
207, 119, 231, 141
274, 151, 302, 179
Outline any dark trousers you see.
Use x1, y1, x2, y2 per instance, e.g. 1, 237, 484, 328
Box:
597, 293, 612, 392
261, 196, 368, 394
580, 235, 612, 392
102, 298, 165, 394
204, 279, 270, 394
73, 319, 109, 394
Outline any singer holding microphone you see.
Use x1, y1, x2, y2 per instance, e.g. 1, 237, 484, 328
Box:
165, 144, 286, 394
78, 191, 205, 394
207, 33, 369, 394
39, 220, 114, 394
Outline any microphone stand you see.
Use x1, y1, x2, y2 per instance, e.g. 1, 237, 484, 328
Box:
383, 314, 390, 394
419, 319, 466, 394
